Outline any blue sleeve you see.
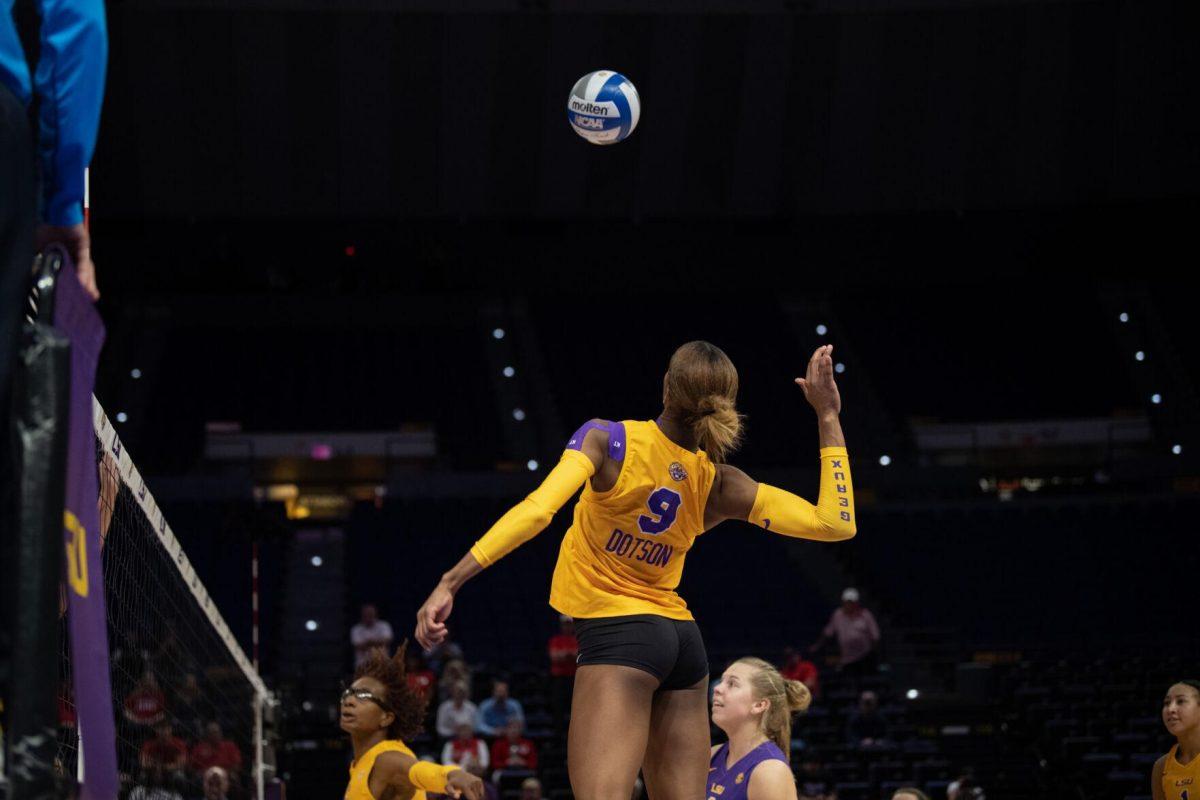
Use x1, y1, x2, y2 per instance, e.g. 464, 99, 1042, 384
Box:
0, 9, 34, 105
34, 0, 107, 225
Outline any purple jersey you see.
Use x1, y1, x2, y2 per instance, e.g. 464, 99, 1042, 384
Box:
708, 741, 788, 800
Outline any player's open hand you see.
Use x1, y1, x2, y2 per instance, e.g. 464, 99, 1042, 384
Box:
445, 769, 485, 800
415, 584, 454, 650
795, 344, 841, 418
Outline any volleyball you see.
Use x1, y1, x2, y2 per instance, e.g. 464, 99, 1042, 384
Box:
566, 70, 641, 145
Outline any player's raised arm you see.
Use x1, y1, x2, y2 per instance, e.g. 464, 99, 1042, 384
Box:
415, 423, 608, 650
705, 345, 856, 541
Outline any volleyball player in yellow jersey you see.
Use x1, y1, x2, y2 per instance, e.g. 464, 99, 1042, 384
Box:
1153, 680, 1200, 800
340, 644, 483, 800
415, 341, 857, 800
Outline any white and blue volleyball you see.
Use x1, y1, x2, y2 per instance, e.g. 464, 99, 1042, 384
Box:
567, 70, 641, 145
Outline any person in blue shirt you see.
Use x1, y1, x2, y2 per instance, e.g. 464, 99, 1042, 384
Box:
1, 0, 106, 407
476, 680, 525, 737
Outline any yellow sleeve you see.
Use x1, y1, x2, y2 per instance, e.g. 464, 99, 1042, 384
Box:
407, 761, 460, 793
748, 447, 856, 541
469, 449, 596, 568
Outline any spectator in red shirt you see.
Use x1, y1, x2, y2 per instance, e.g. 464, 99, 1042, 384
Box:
189, 721, 243, 778
140, 719, 187, 773
125, 672, 167, 727
547, 615, 577, 733
491, 719, 538, 777
405, 648, 436, 702
781, 647, 820, 698
441, 723, 489, 773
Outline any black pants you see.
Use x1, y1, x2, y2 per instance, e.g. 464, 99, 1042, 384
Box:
0, 80, 34, 419
0, 80, 35, 697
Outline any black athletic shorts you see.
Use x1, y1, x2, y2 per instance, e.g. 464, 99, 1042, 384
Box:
573, 614, 709, 690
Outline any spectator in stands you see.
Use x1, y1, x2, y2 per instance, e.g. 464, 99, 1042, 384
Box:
350, 603, 394, 667
425, 636, 465, 673
477, 680, 525, 736
439, 658, 473, 701
140, 719, 188, 775
172, 672, 207, 739
202, 766, 231, 800
189, 721, 243, 779
437, 680, 480, 738
519, 777, 546, 800
442, 723, 489, 773
547, 614, 578, 732
491, 719, 538, 775
947, 770, 985, 799
796, 757, 835, 800
845, 690, 889, 748
781, 647, 820, 697
129, 765, 184, 800
810, 587, 880, 676
125, 670, 167, 727
892, 789, 930, 800
405, 648, 436, 701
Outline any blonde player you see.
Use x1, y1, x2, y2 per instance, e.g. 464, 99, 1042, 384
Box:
416, 341, 857, 800
709, 657, 813, 800
1153, 680, 1200, 800
340, 643, 483, 800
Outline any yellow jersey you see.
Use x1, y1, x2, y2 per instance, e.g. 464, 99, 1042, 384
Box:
345, 739, 420, 800
550, 419, 717, 620
1162, 744, 1200, 800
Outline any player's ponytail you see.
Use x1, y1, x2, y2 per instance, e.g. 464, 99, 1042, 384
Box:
735, 657, 811, 761
665, 341, 744, 463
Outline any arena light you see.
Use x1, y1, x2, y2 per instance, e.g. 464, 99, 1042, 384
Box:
906, 689, 919, 700
834, 363, 846, 374
879, 455, 892, 466
492, 328, 505, 340
305, 620, 318, 632
527, 460, 539, 471
1151, 393, 1162, 405
503, 366, 515, 377
1135, 351, 1145, 362
815, 324, 828, 335
311, 556, 323, 567
130, 368, 142, 379
116, 411, 128, 423
1119, 312, 1129, 323
1172, 444, 1183, 455
513, 408, 526, 421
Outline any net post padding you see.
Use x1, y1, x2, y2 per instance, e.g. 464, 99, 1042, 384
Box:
7, 311, 71, 800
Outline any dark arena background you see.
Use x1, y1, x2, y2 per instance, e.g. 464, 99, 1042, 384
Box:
4, 1, 1198, 800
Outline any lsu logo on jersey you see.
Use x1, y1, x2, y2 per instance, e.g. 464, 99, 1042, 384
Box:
669, 461, 688, 481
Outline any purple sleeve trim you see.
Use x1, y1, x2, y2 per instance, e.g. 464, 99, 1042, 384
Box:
607, 422, 626, 462
566, 419, 626, 462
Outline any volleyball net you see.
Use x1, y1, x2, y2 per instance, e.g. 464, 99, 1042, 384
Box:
51, 401, 273, 799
